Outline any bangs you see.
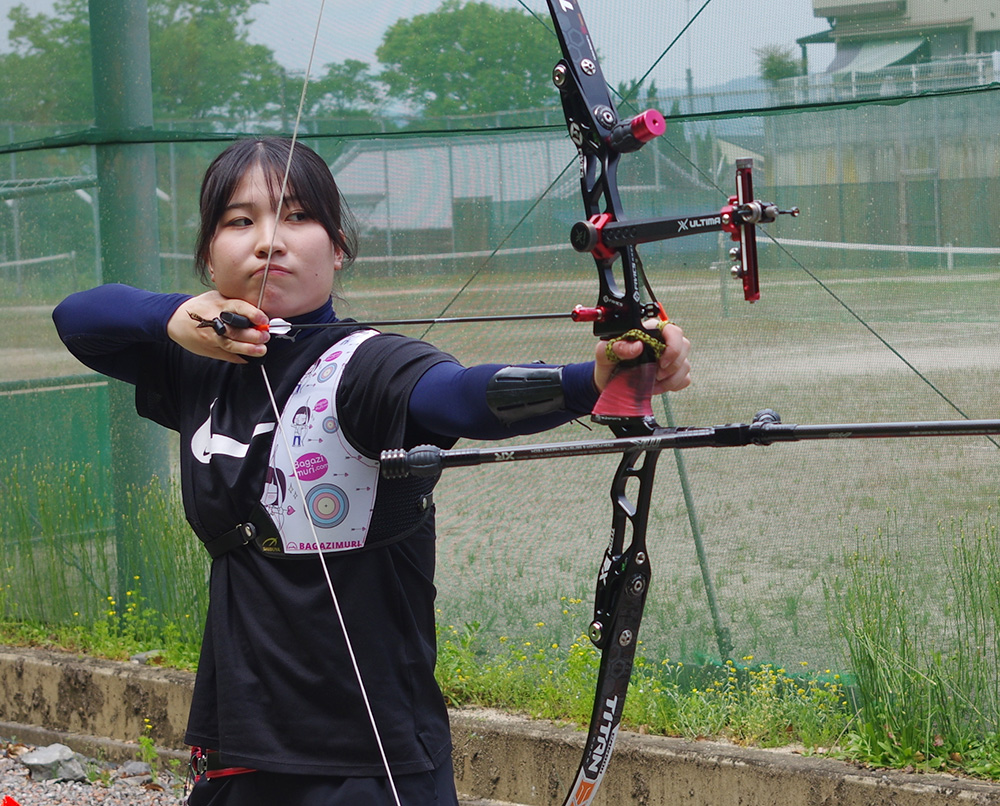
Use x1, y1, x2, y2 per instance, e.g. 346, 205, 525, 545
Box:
194, 137, 358, 282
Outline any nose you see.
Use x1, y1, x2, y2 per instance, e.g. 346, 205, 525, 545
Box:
255, 216, 286, 258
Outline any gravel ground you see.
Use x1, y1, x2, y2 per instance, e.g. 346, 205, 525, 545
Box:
1, 741, 186, 806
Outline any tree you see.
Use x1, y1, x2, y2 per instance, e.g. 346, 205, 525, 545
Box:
149, 0, 283, 121
0, 0, 93, 124
307, 59, 385, 117
755, 44, 803, 85
0, 0, 284, 125
375, 0, 560, 118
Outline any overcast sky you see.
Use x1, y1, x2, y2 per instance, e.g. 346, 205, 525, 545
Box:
0, 0, 835, 91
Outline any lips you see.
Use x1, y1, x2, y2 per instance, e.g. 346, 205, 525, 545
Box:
255, 263, 292, 278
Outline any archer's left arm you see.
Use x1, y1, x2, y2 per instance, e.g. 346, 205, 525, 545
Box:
408, 360, 597, 440
409, 322, 690, 440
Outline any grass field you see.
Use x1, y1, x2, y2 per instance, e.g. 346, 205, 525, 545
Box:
3, 257, 999, 676
336, 259, 1000, 671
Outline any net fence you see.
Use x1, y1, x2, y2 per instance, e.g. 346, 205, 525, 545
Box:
1, 0, 999, 683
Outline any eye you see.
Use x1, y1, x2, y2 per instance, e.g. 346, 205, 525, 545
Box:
223, 215, 253, 228
286, 209, 310, 222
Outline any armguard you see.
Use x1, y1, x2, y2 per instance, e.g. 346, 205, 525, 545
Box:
486, 364, 565, 425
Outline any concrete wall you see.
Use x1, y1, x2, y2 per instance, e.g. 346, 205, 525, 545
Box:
2, 646, 1000, 805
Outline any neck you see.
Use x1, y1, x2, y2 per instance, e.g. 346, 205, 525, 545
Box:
286, 297, 336, 327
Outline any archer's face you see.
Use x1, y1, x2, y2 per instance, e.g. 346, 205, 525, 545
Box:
207, 165, 342, 319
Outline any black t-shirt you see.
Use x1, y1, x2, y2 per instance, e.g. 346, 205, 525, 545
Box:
135, 327, 456, 775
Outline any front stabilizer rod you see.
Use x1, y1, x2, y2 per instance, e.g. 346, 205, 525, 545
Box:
379, 411, 1000, 479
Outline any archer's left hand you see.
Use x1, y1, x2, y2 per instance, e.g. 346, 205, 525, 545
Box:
593, 322, 691, 394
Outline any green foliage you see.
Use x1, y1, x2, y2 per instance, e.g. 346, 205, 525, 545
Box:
615, 78, 658, 109
0, 0, 93, 123
435, 614, 850, 750
0, 0, 283, 124
0, 457, 206, 669
754, 44, 802, 85
149, 0, 283, 121
0, 581, 201, 671
376, 0, 560, 117
308, 59, 385, 117
830, 513, 1000, 775
0, 0, 562, 127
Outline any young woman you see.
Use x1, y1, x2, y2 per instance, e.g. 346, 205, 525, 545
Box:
53, 137, 690, 806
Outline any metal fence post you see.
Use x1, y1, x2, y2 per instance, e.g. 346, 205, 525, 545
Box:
88, 0, 169, 605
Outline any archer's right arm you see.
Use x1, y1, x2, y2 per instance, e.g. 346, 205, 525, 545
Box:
52, 284, 191, 383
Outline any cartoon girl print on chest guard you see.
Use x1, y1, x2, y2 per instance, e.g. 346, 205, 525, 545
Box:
263, 330, 381, 555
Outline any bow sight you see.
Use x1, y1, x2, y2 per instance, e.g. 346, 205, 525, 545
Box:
546, 0, 797, 342
569, 157, 799, 304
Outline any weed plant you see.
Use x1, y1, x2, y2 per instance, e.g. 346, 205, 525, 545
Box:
434, 612, 850, 749
830, 512, 1000, 777
0, 457, 206, 669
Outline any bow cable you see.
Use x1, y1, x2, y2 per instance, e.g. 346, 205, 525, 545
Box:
251, 3, 404, 803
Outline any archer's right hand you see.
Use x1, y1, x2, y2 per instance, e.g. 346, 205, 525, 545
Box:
167, 291, 270, 363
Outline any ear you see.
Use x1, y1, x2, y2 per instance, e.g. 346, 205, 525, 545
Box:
333, 244, 344, 272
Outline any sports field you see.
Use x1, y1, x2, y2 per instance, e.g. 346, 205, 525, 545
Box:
3, 249, 998, 673
334, 260, 1000, 670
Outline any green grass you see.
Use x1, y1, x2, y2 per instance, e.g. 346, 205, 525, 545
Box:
0, 458, 207, 668
828, 514, 1000, 776
435, 614, 850, 750
4, 462, 1000, 778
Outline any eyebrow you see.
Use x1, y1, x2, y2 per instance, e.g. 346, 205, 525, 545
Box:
224, 195, 303, 213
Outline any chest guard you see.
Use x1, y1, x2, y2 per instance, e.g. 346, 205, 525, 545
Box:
261, 329, 380, 555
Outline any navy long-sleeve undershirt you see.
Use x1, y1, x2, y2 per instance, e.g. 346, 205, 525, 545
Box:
53, 284, 600, 442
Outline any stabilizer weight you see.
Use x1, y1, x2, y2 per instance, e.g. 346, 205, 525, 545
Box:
380, 445, 443, 479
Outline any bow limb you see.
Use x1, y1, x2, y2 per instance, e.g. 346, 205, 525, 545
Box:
250, 5, 403, 803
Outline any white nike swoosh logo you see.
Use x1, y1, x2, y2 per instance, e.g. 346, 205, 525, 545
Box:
191, 400, 276, 464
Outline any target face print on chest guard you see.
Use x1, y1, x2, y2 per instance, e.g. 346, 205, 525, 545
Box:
262, 330, 380, 555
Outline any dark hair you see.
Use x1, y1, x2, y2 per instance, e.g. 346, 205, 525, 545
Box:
193, 137, 359, 284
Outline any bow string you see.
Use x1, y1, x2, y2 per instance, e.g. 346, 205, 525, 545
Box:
250, 3, 404, 803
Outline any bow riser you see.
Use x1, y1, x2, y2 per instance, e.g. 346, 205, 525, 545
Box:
548, 1, 665, 345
